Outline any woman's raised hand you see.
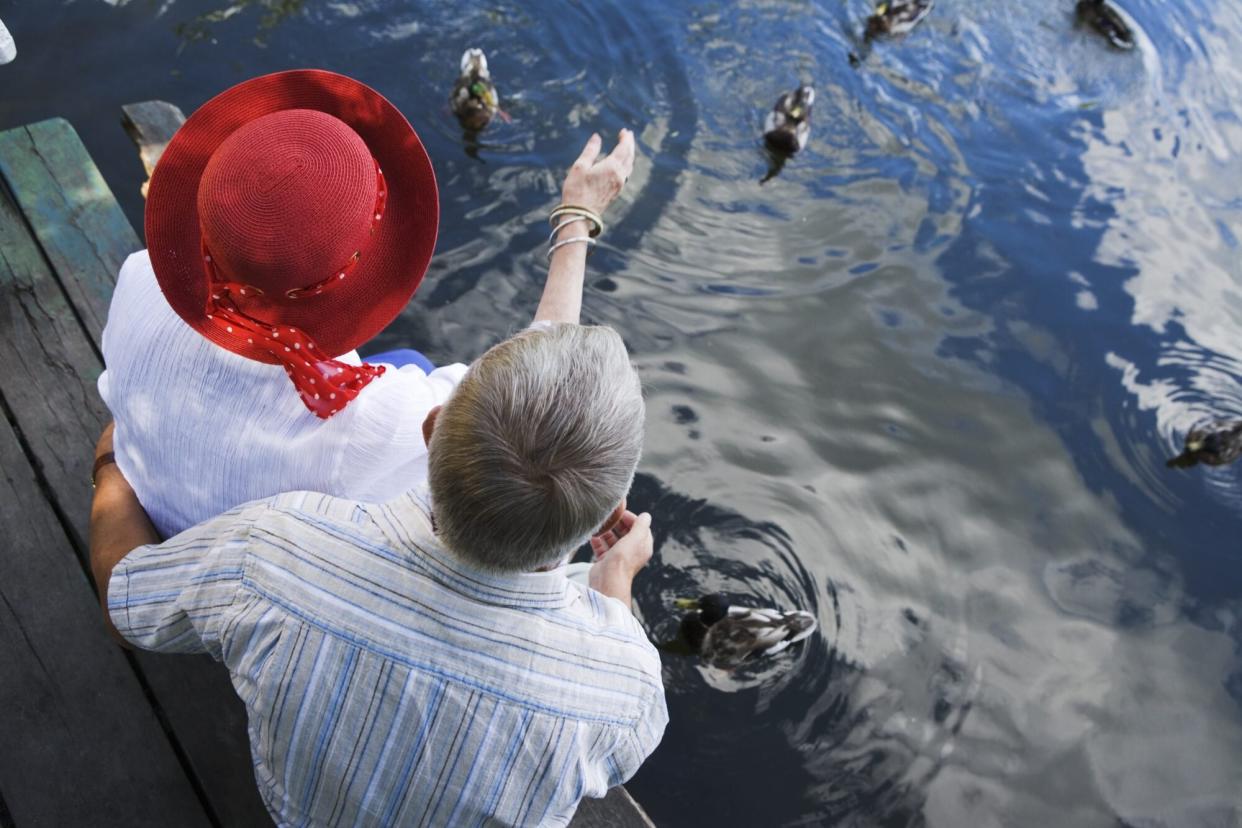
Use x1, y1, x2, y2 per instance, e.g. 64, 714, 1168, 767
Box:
560, 129, 636, 218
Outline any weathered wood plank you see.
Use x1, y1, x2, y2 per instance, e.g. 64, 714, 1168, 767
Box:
0, 118, 139, 346
121, 101, 186, 198
0, 153, 270, 827
571, 786, 658, 827
0, 387, 208, 825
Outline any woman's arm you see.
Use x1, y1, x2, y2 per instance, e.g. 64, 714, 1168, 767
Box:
89, 422, 160, 642
534, 129, 636, 324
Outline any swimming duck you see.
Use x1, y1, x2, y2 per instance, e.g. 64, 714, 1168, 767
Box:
674, 593, 817, 668
451, 48, 504, 131
1076, 0, 1136, 51
1167, 421, 1242, 469
763, 85, 814, 156
864, 0, 934, 40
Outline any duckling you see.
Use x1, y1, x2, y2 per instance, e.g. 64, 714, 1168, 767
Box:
763, 85, 814, 156
451, 48, 506, 131
1167, 421, 1242, 469
1076, 0, 1135, 51
864, 0, 934, 40
674, 593, 817, 668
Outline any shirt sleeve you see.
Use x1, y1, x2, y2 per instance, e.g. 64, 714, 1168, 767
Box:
106, 501, 263, 656
605, 685, 669, 788
339, 361, 469, 501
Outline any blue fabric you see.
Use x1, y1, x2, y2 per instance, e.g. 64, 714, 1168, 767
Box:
363, 347, 435, 373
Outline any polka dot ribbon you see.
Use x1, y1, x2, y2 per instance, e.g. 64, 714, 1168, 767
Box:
199, 160, 389, 420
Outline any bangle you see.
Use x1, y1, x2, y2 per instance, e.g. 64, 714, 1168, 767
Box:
546, 235, 596, 259
549, 205, 604, 238
548, 216, 589, 246
92, 451, 117, 488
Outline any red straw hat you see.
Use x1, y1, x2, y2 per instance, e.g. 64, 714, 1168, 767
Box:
145, 69, 438, 418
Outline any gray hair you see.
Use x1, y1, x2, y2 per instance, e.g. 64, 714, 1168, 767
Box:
428, 323, 645, 572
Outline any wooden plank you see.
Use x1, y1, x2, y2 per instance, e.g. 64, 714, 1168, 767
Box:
121, 101, 186, 198
0, 149, 270, 826
571, 787, 658, 827
0, 392, 208, 825
0, 118, 139, 346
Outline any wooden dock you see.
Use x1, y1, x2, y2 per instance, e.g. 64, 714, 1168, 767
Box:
0, 114, 653, 827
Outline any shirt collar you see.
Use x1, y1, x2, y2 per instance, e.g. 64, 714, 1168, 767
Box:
369, 487, 573, 611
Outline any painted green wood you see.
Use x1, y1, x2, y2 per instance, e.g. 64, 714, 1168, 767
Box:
0, 358, 208, 825
0, 118, 140, 347
0, 153, 270, 828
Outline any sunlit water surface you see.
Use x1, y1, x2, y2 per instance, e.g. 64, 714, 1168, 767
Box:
3, 0, 1241, 824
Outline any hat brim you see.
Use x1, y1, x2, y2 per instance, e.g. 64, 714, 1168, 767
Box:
146, 69, 438, 362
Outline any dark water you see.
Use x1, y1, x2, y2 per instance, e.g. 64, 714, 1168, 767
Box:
3, 0, 1242, 825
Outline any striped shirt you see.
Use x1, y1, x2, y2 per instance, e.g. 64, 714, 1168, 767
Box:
107, 488, 668, 827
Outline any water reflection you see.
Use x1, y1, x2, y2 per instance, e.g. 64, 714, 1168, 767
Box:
172, 0, 306, 47
5, 0, 1240, 823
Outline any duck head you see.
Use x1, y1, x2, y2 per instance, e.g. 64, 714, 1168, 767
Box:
865, 8, 891, 38
674, 593, 731, 625
460, 47, 490, 79
787, 85, 815, 120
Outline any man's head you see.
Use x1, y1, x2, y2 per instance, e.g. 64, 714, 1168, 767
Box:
427, 323, 644, 572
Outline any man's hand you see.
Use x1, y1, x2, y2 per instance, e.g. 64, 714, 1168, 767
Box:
588, 511, 653, 610
559, 129, 636, 223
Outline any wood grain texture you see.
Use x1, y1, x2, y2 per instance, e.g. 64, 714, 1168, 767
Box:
0, 118, 138, 346
121, 101, 186, 197
0, 149, 270, 827
0, 405, 208, 827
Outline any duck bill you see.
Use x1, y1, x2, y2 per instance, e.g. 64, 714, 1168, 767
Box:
673, 598, 700, 610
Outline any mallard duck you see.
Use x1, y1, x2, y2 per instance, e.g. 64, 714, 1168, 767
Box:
1076, 0, 1135, 50
1167, 421, 1242, 469
451, 48, 505, 131
674, 593, 817, 668
763, 85, 814, 156
864, 0, 934, 40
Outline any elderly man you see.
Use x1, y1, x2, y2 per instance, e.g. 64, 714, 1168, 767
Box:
90, 318, 666, 825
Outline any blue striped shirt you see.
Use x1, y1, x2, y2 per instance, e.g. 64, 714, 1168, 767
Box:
107, 488, 668, 827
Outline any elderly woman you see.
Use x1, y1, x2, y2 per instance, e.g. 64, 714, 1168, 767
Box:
95, 69, 635, 538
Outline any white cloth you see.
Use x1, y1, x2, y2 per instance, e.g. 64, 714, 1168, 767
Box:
99, 250, 467, 538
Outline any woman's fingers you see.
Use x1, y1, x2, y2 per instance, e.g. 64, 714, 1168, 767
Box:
572, 132, 602, 171
609, 129, 636, 175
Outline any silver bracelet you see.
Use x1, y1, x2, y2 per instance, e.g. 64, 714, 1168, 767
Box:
548, 216, 589, 246
546, 235, 596, 259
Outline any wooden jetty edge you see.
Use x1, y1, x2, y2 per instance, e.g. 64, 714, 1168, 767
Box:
0, 110, 654, 827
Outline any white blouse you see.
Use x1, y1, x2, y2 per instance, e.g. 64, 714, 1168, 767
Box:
99, 251, 467, 539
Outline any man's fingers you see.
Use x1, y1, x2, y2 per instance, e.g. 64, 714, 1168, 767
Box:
573, 132, 602, 170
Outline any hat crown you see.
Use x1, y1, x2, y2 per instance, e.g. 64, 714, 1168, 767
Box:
196, 109, 377, 295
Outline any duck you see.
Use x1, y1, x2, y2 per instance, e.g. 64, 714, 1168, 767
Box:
864, 0, 934, 40
763, 85, 814, 156
1076, 0, 1136, 51
451, 48, 506, 131
1167, 421, 1242, 469
674, 593, 818, 668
